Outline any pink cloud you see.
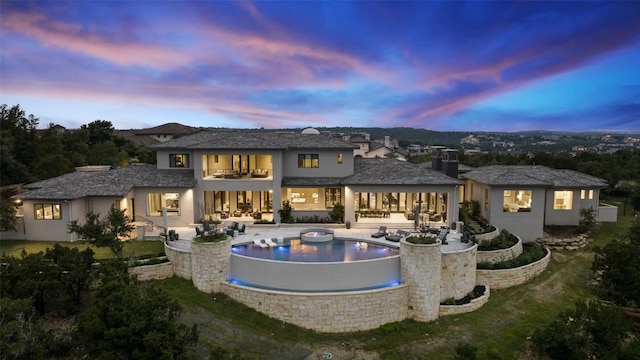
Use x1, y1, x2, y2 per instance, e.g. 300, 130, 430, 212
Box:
1, 11, 190, 70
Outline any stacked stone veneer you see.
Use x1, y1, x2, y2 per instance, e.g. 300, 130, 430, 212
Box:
476, 247, 551, 290
164, 243, 192, 279
477, 235, 523, 264
440, 244, 477, 301
128, 262, 174, 281
400, 238, 442, 322
191, 239, 231, 293
220, 283, 408, 333
439, 286, 491, 316
474, 228, 500, 243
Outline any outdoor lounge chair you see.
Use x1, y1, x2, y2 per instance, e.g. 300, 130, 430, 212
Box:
237, 223, 246, 235
371, 226, 387, 238
437, 227, 449, 244
195, 227, 203, 237
385, 230, 411, 242
253, 239, 268, 248
264, 238, 277, 247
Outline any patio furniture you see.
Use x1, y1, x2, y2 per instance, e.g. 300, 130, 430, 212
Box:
238, 223, 246, 235
264, 238, 277, 247
371, 226, 387, 238
385, 229, 411, 242
253, 239, 268, 248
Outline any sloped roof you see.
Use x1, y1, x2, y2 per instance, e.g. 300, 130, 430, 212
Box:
151, 129, 358, 151
461, 165, 607, 188
135, 122, 198, 135
15, 165, 196, 200
342, 158, 464, 186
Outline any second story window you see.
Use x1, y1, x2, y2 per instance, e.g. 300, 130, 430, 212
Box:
170, 154, 189, 167
298, 154, 319, 168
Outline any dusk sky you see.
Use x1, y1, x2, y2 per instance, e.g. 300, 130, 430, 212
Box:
1, 1, 639, 132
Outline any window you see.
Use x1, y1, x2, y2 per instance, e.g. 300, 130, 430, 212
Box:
554, 190, 573, 210
503, 190, 532, 212
170, 154, 189, 167
484, 189, 489, 211
338, 153, 343, 164
298, 154, 319, 168
325, 188, 342, 207
34, 203, 62, 220
589, 189, 594, 200
147, 193, 180, 216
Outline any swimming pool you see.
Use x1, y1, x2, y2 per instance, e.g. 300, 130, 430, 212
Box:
228, 233, 402, 292
231, 239, 399, 262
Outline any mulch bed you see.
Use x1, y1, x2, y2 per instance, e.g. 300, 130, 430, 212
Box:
441, 285, 487, 306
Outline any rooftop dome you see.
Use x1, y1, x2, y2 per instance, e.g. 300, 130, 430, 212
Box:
301, 127, 320, 135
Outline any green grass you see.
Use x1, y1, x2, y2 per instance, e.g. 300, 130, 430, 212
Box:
0, 239, 165, 259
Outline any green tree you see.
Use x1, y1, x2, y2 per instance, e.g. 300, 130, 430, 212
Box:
0, 104, 39, 185
593, 216, 640, 307
0, 298, 51, 359
278, 200, 293, 223
67, 206, 134, 257
77, 280, 198, 359
532, 300, 634, 359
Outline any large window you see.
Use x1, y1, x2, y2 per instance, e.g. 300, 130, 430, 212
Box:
298, 154, 319, 168
325, 188, 342, 207
554, 190, 573, 210
147, 193, 180, 216
170, 154, 189, 168
503, 190, 532, 212
34, 203, 62, 220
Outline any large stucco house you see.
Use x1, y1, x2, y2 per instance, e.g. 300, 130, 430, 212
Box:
7, 128, 614, 242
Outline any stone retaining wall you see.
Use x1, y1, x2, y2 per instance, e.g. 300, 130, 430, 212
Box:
128, 262, 174, 281
440, 244, 477, 301
164, 242, 192, 280
474, 227, 500, 243
537, 233, 589, 250
220, 283, 408, 333
477, 235, 523, 264
439, 286, 491, 317
476, 247, 551, 290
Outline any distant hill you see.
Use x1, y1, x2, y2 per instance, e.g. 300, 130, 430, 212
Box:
280, 127, 470, 146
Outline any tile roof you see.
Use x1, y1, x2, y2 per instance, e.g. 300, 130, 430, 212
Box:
151, 129, 359, 151
342, 158, 464, 186
16, 165, 196, 200
461, 165, 607, 188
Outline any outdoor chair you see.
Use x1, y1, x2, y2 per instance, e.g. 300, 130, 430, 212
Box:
264, 238, 277, 247
385, 229, 410, 242
238, 223, 246, 235
195, 227, 203, 237
253, 239, 268, 248
371, 226, 387, 238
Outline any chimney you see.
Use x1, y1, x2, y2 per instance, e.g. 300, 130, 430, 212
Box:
442, 149, 459, 179
431, 146, 447, 171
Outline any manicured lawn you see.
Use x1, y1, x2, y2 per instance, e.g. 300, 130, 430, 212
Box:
0, 239, 165, 259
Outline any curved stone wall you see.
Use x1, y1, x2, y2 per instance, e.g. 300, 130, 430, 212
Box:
128, 262, 174, 281
220, 283, 408, 333
477, 235, 523, 264
476, 247, 551, 290
440, 243, 477, 301
191, 238, 232, 293
474, 227, 500, 243
400, 238, 441, 322
164, 242, 192, 280
439, 286, 491, 317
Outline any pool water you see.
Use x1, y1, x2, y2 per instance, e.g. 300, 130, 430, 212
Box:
232, 239, 399, 262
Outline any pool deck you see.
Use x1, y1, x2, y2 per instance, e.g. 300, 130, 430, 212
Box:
162, 224, 473, 253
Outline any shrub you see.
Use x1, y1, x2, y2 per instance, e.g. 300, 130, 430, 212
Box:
278, 201, 293, 223
576, 207, 597, 234
193, 233, 228, 243
477, 243, 547, 269
406, 235, 437, 245
328, 203, 345, 223
477, 229, 518, 251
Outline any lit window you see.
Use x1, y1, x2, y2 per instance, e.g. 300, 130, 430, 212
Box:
553, 190, 573, 210
503, 190, 532, 212
170, 154, 189, 167
580, 189, 586, 199
34, 203, 62, 220
589, 189, 594, 199
298, 154, 319, 168
338, 153, 343, 164
147, 193, 180, 216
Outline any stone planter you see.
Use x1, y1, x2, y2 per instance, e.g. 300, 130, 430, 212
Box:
476, 247, 551, 290
191, 237, 232, 293
477, 234, 523, 264
400, 238, 442, 322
